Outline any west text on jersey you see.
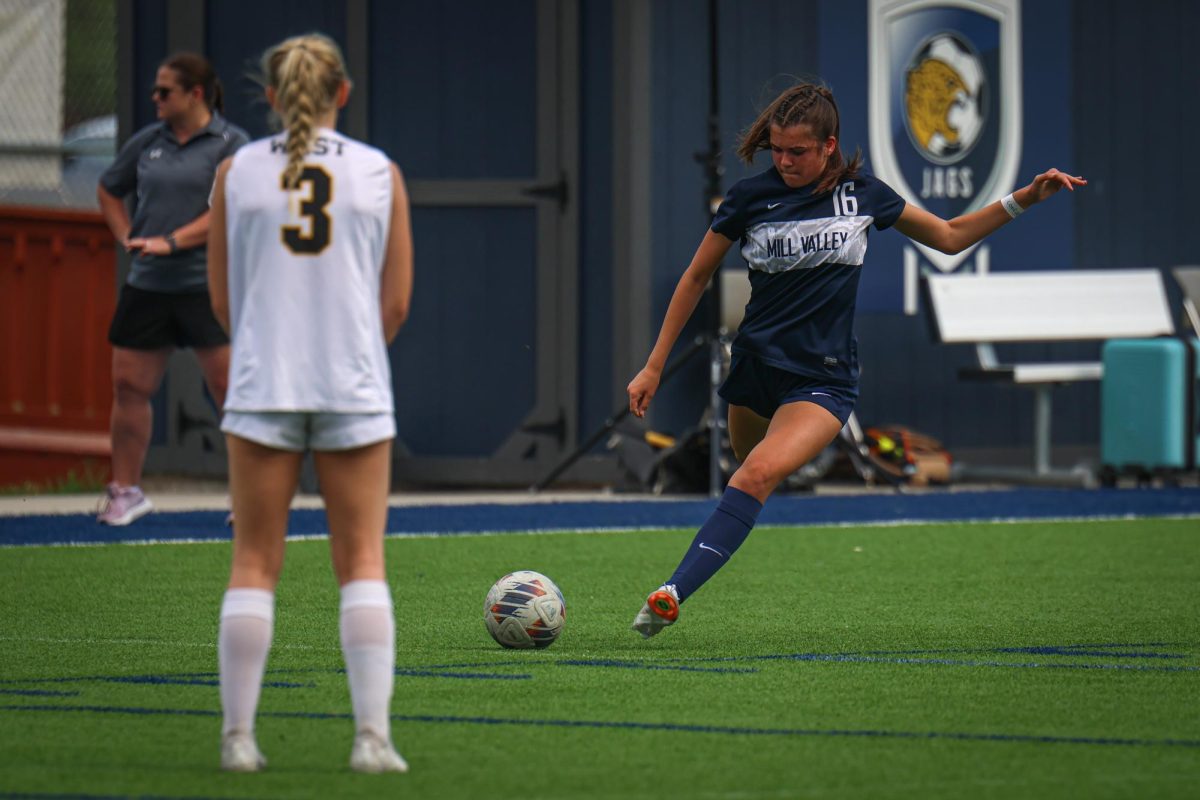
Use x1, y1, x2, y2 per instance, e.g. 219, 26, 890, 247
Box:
270, 136, 346, 156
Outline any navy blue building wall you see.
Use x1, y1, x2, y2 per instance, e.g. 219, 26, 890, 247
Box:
366, 2, 540, 458
206, 0, 348, 142
578, 0, 615, 442
1072, 0, 1200, 270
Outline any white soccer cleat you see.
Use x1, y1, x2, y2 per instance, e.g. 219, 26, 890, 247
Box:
630, 584, 680, 638
220, 731, 266, 772
350, 731, 408, 774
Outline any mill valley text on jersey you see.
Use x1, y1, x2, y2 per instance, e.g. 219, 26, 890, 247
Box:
711, 168, 905, 384
760, 229, 853, 260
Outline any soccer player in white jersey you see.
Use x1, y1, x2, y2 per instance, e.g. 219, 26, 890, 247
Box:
627, 82, 1086, 637
206, 33, 413, 773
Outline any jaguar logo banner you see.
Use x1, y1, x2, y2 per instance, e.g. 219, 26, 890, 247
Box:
869, 0, 1022, 276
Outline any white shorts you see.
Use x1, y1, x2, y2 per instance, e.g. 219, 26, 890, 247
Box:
221, 411, 396, 452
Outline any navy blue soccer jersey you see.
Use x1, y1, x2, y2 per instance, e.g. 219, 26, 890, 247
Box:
711, 167, 906, 385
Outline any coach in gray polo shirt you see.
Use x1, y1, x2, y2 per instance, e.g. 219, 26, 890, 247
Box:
96, 52, 249, 527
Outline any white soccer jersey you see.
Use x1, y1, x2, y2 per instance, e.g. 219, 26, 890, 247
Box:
222, 128, 394, 413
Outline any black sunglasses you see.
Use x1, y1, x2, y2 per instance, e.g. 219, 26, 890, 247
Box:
151, 86, 177, 100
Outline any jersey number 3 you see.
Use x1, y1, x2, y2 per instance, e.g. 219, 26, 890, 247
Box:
281, 166, 332, 255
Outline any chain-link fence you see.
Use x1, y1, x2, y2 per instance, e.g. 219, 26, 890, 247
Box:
0, 0, 116, 210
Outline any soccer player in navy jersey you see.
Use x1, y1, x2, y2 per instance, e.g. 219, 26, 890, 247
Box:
627, 82, 1085, 637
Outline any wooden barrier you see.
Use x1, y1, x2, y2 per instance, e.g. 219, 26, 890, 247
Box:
0, 205, 115, 487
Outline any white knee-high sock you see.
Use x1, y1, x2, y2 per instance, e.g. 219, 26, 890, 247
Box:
339, 580, 395, 739
219, 588, 275, 737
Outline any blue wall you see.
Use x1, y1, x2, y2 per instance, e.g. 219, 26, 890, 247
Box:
206, 0, 347, 141
578, 0, 615, 441
1072, 0, 1200, 270
366, 1, 541, 457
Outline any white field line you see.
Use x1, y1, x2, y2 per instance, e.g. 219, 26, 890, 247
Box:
2, 512, 1199, 550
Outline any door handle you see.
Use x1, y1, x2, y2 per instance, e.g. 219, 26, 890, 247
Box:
521, 173, 568, 210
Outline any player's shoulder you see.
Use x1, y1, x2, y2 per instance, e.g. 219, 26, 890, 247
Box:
223, 136, 277, 181
230, 135, 276, 162
730, 166, 781, 193
846, 170, 895, 193
328, 131, 391, 167
723, 167, 785, 207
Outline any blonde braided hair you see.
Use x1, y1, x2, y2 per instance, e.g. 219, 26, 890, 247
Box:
262, 34, 347, 190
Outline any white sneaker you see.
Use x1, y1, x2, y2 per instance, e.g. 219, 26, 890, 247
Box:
630, 584, 680, 638
96, 483, 153, 526
350, 731, 408, 774
220, 731, 266, 772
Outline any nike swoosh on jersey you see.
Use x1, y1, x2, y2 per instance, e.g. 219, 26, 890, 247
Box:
767, 202, 783, 209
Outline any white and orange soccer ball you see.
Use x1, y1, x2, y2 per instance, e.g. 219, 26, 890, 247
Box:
483, 570, 566, 649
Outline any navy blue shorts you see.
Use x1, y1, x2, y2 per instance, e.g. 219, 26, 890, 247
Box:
719, 353, 858, 425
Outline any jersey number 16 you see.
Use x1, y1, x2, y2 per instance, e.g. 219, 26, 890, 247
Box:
831, 182, 857, 217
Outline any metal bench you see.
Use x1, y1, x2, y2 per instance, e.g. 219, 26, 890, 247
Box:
923, 269, 1175, 481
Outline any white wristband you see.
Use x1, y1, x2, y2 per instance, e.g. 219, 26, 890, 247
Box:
1000, 193, 1024, 219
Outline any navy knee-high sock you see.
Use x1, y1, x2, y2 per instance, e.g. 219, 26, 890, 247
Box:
666, 486, 763, 603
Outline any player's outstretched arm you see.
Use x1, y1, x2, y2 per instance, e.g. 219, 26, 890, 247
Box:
893, 168, 1086, 255
627, 229, 733, 418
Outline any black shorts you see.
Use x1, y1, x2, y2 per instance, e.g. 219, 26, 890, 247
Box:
108, 285, 229, 350
719, 353, 858, 425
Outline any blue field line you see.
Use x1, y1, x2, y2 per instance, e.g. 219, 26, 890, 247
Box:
420, 660, 542, 669
5, 644, 1195, 691
990, 643, 1184, 658
679, 651, 1200, 673
2, 487, 1199, 547
395, 669, 532, 680
1, 702, 1197, 749
557, 658, 757, 674
0, 673, 311, 689
857, 643, 1184, 659
797, 653, 1200, 673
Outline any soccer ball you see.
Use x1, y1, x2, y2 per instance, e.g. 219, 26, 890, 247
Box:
483, 570, 566, 649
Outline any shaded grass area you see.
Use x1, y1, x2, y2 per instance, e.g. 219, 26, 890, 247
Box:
0, 519, 1197, 799
0, 461, 109, 495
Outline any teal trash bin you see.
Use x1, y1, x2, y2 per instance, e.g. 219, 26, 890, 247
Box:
1101, 337, 1199, 476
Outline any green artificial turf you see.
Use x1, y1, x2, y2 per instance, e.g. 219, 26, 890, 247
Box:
0, 518, 1197, 799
